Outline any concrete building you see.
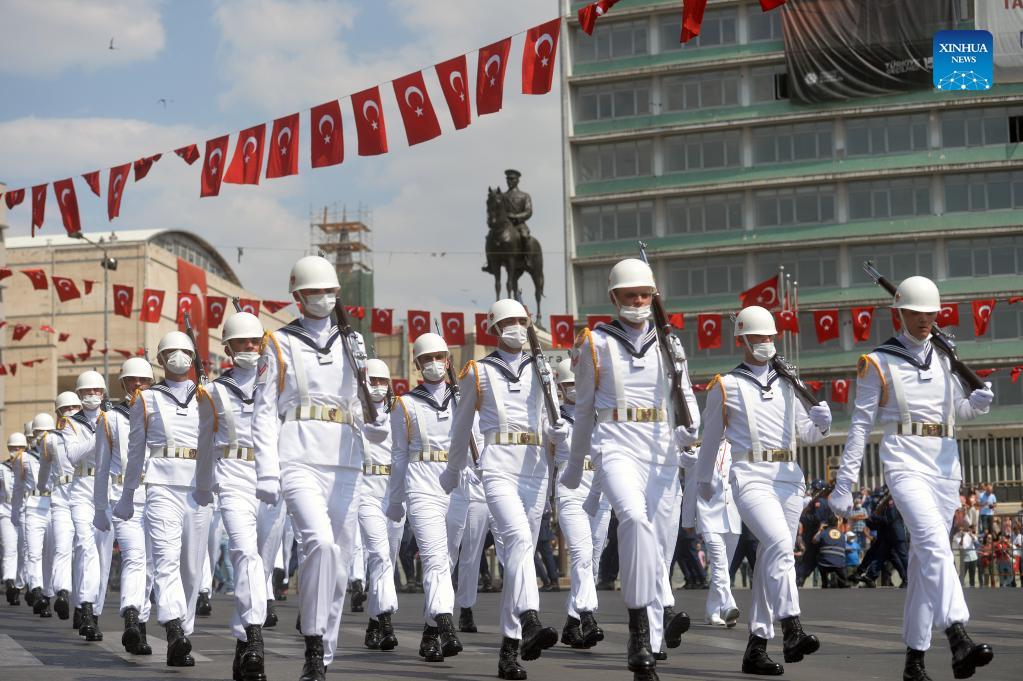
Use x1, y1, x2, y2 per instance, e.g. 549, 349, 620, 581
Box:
560, 0, 1023, 492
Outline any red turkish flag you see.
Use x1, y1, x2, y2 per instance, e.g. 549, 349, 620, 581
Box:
310, 100, 344, 168
435, 55, 472, 130
681, 0, 710, 42
205, 296, 228, 327
851, 306, 874, 342
586, 314, 612, 329
371, 308, 394, 334
392, 71, 441, 146
522, 18, 560, 95
407, 310, 430, 342
266, 113, 300, 178
760, 0, 787, 10
739, 275, 780, 310
976, 368, 997, 378
972, 299, 996, 336
83, 280, 95, 294
578, 0, 621, 34
805, 380, 824, 392
475, 313, 498, 346
351, 87, 388, 156
476, 37, 511, 115
262, 300, 292, 314
176, 292, 199, 324
237, 299, 260, 316
345, 306, 365, 320
107, 163, 131, 220
31, 184, 47, 233
813, 309, 840, 344
178, 258, 209, 362
86, 338, 99, 352
175, 144, 200, 165
891, 308, 903, 333
39, 325, 55, 334
550, 315, 575, 349
82, 171, 101, 196
59, 332, 70, 342
224, 124, 266, 185
114, 349, 136, 359
113, 284, 133, 317
21, 269, 48, 289
201, 135, 230, 197
12, 324, 32, 341
133, 154, 160, 181
441, 312, 465, 345
5, 188, 25, 209
668, 312, 684, 330
139, 288, 165, 323
1012, 365, 1023, 383
51, 276, 81, 302
0, 268, 10, 280
1009, 296, 1023, 305
52, 178, 81, 235
392, 378, 410, 396
775, 308, 799, 333
62, 354, 77, 363
937, 303, 959, 327
697, 314, 722, 350
831, 378, 850, 404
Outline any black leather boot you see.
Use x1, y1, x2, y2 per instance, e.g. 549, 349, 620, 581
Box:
419, 624, 443, 662
520, 609, 557, 661
298, 635, 325, 681
742, 634, 784, 676
498, 636, 528, 680
196, 590, 212, 616
560, 615, 589, 649
25, 585, 37, 607
378, 612, 398, 651
264, 600, 278, 628
272, 567, 286, 600
946, 622, 993, 679
781, 615, 819, 663
38, 595, 52, 618
663, 605, 690, 649
903, 648, 933, 681
79, 602, 97, 639
135, 622, 153, 655
349, 579, 366, 613
233, 639, 245, 681
627, 608, 656, 673
54, 589, 70, 619
30, 587, 44, 614
73, 606, 81, 629
579, 610, 603, 644
365, 618, 382, 649
122, 606, 141, 652
459, 606, 478, 633
240, 624, 266, 681
164, 618, 195, 667
633, 671, 661, 681
5, 579, 19, 605
436, 612, 463, 657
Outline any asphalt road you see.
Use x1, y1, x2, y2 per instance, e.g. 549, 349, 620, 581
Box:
0, 586, 1019, 680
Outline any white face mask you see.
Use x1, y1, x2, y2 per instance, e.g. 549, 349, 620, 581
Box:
619, 304, 652, 324
421, 360, 447, 383
562, 386, 577, 403
368, 385, 388, 403
164, 350, 193, 375
500, 324, 527, 350
81, 395, 103, 411
749, 341, 777, 362
302, 292, 336, 318
233, 352, 260, 370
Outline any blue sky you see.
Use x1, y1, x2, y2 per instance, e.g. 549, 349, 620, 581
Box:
0, 0, 565, 316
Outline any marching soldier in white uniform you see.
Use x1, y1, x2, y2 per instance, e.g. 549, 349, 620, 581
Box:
829, 276, 994, 681
252, 255, 367, 681
697, 305, 831, 676
358, 358, 402, 652
194, 312, 274, 681
387, 332, 465, 663
94, 357, 155, 655
113, 330, 212, 667
2, 435, 26, 604
446, 452, 494, 634
13, 414, 56, 617
562, 259, 699, 681
442, 299, 565, 680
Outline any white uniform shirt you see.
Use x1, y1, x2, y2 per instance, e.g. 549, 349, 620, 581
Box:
12, 451, 47, 513
124, 379, 200, 489
37, 428, 75, 494
360, 406, 393, 504
196, 367, 258, 493
682, 440, 741, 534
0, 462, 15, 516
94, 401, 131, 510
554, 404, 595, 499
390, 382, 458, 499
64, 408, 102, 469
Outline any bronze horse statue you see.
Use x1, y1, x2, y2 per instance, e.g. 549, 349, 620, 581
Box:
484, 187, 545, 319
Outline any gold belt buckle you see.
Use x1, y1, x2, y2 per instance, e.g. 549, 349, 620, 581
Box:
637, 407, 655, 422
183, 448, 197, 459
516, 433, 529, 445
921, 423, 942, 437
327, 407, 339, 422
770, 450, 789, 463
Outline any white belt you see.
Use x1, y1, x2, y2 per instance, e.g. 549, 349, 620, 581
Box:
484, 432, 541, 446
596, 407, 667, 423
411, 450, 448, 463
54, 474, 74, 487
746, 449, 795, 463
284, 404, 354, 426
30, 490, 51, 497
884, 422, 954, 438
363, 463, 391, 475
219, 446, 255, 462
150, 446, 198, 460
74, 466, 97, 478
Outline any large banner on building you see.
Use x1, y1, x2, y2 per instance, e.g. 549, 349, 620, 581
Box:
782, 0, 956, 103
177, 257, 209, 364
976, 0, 1023, 83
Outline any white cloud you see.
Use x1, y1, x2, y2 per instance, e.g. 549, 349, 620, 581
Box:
0, 0, 165, 76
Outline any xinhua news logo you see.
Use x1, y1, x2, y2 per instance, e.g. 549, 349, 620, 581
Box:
933, 30, 993, 91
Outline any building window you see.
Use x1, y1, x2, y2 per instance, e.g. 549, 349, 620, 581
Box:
577, 79, 652, 122
941, 106, 1022, 148
574, 19, 648, 64
845, 113, 929, 156
748, 3, 783, 42
1010, 115, 1023, 144
943, 171, 1021, 212
577, 139, 654, 181
753, 121, 834, 164
664, 131, 741, 172
946, 235, 1023, 278
663, 70, 740, 111
754, 186, 836, 227
848, 177, 932, 220
578, 202, 654, 243
666, 255, 746, 297
658, 7, 737, 51
756, 248, 839, 289
848, 242, 935, 284
579, 264, 614, 306
665, 193, 744, 234
751, 64, 789, 102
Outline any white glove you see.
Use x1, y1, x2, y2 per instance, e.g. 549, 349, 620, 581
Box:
112, 488, 136, 521
560, 461, 583, 490
192, 488, 215, 507
582, 492, 601, 517
969, 382, 994, 411
808, 403, 832, 432
545, 419, 569, 445
92, 509, 111, 532
255, 477, 281, 507
362, 419, 390, 444
439, 467, 460, 495
698, 482, 715, 502
385, 502, 405, 523
828, 486, 853, 518
674, 425, 699, 450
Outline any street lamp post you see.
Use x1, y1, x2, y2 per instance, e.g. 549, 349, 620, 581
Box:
69, 231, 118, 389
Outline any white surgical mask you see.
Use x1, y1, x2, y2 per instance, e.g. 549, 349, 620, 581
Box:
165, 350, 193, 375
81, 395, 103, 411
233, 352, 260, 370
562, 386, 577, 403
368, 385, 388, 403
302, 292, 336, 318
421, 360, 447, 383
500, 324, 527, 350
750, 341, 777, 362
619, 304, 652, 324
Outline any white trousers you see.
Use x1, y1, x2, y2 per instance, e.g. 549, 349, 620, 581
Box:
201, 508, 221, 595
732, 478, 803, 640
282, 463, 360, 666
449, 496, 494, 610
71, 479, 113, 612
23, 505, 50, 592
49, 495, 75, 597
110, 482, 153, 621
702, 531, 739, 620
885, 469, 969, 650
258, 496, 288, 601
357, 492, 401, 617
408, 492, 454, 625
146, 484, 214, 635
0, 514, 17, 581
483, 471, 546, 639
558, 490, 612, 618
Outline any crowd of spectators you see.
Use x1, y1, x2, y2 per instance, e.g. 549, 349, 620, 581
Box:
952, 483, 1021, 588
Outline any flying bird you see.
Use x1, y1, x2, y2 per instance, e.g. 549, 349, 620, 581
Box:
109, 37, 116, 50
157, 98, 173, 108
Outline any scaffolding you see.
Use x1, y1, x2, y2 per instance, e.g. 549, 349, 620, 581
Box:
310, 204, 373, 275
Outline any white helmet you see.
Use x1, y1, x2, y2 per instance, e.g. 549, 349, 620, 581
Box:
607, 258, 656, 293
32, 413, 56, 432
366, 358, 391, 380
7, 432, 27, 449
76, 370, 106, 393
893, 276, 940, 313
120, 357, 154, 381
486, 299, 528, 332
554, 358, 575, 385
55, 391, 83, 412
289, 255, 340, 293
734, 306, 777, 337
222, 312, 264, 343
157, 331, 194, 356
23, 420, 34, 438
412, 332, 449, 361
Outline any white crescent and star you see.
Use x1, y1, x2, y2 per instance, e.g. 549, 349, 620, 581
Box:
978, 304, 992, 318
404, 86, 425, 117
445, 317, 461, 332
145, 294, 162, 310
485, 54, 502, 86
820, 314, 834, 328
112, 173, 125, 198
448, 70, 465, 101
412, 314, 426, 330
759, 287, 777, 306
60, 188, 72, 206
856, 310, 872, 326
318, 114, 335, 144
535, 33, 554, 67
209, 301, 224, 316
362, 98, 381, 130
242, 135, 258, 164
208, 148, 223, 174
701, 318, 718, 333
277, 127, 292, 155
555, 320, 570, 337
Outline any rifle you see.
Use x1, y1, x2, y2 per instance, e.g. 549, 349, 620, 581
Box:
638, 242, 694, 428
231, 297, 243, 313
333, 299, 378, 423
523, 308, 560, 425
770, 354, 821, 410
862, 261, 985, 391
433, 319, 480, 465
182, 313, 209, 386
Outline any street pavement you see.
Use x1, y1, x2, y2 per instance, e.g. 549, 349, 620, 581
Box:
0, 586, 1019, 680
